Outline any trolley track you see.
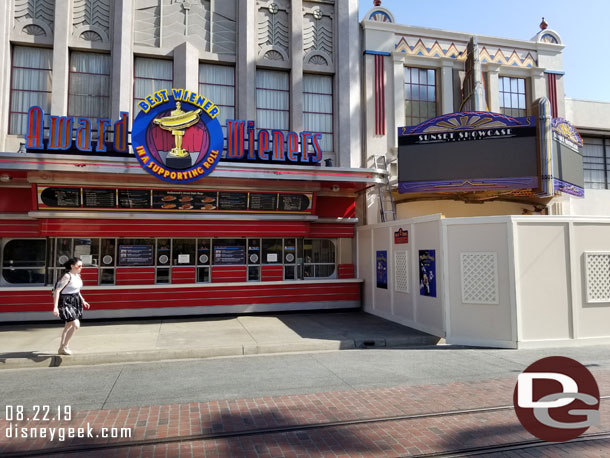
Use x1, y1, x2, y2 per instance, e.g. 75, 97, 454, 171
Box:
3, 395, 610, 457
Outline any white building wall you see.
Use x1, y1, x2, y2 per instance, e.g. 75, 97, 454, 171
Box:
563, 98, 610, 217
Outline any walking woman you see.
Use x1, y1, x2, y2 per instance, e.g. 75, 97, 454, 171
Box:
52, 257, 90, 355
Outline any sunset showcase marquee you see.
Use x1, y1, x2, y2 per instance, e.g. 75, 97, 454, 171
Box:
24, 88, 324, 184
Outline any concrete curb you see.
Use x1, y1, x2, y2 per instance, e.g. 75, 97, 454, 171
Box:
0, 336, 442, 369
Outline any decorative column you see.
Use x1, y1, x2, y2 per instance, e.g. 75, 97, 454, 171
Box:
440, 57, 456, 114
174, 42, 199, 94
237, 0, 256, 121
111, 0, 134, 122
51, 0, 71, 116
392, 52, 405, 146
529, 67, 546, 111
290, 0, 303, 133
0, 1, 12, 149
484, 63, 501, 113
336, 0, 361, 168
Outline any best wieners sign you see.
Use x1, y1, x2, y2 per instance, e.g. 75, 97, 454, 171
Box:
24, 88, 324, 184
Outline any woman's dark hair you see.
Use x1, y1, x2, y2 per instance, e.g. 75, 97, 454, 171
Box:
63, 257, 82, 272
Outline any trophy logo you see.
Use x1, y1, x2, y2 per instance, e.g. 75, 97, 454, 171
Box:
131, 89, 223, 183
153, 102, 203, 168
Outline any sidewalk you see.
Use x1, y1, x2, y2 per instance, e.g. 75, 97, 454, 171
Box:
0, 311, 441, 369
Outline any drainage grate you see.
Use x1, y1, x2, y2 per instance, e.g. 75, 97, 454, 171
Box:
355, 339, 387, 349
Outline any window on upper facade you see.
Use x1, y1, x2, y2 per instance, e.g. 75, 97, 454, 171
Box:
199, 63, 235, 127
404, 67, 436, 127
499, 76, 526, 118
68, 52, 111, 128
9, 46, 53, 135
256, 69, 289, 133
133, 57, 173, 117
303, 74, 333, 155
582, 137, 610, 189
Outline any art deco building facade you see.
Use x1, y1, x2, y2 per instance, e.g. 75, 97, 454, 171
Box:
0, 0, 380, 320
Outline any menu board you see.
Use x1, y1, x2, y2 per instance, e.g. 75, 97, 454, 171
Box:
279, 194, 312, 212
118, 245, 154, 266
38, 186, 313, 214
152, 190, 218, 211
218, 192, 248, 211
213, 246, 246, 265
118, 189, 151, 209
40, 187, 81, 208
83, 188, 116, 208
249, 193, 277, 211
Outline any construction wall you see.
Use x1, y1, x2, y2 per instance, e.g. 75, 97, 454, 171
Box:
357, 214, 445, 338
357, 215, 610, 348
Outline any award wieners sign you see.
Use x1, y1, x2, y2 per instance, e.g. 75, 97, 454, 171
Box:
23, 88, 325, 185
132, 89, 224, 183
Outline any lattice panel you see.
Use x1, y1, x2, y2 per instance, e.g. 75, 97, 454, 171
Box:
394, 251, 409, 293
586, 253, 610, 303
460, 252, 499, 304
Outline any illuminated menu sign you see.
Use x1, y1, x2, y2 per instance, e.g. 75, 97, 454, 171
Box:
37, 186, 313, 214
118, 245, 154, 266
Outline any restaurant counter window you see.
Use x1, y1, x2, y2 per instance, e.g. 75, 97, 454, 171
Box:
1, 239, 47, 285
74, 238, 99, 268
262, 239, 282, 264
51, 238, 73, 285
304, 239, 336, 279
172, 239, 195, 265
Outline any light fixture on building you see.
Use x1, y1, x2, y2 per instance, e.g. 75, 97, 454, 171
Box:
0, 174, 12, 182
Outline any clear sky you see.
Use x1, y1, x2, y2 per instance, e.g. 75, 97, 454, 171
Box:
359, 0, 610, 103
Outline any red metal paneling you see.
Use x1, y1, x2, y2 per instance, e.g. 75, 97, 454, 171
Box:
309, 223, 354, 238
315, 196, 356, 219
172, 267, 196, 284
0, 290, 53, 313
261, 265, 283, 282
211, 266, 247, 283
0, 282, 361, 313
81, 269, 99, 286
38, 219, 355, 239
0, 188, 33, 213
0, 219, 41, 237
39, 219, 312, 238
337, 264, 355, 279
115, 268, 156, 285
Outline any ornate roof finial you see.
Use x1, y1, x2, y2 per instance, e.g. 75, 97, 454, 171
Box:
374, 0, 382, 6
540, 17, 548, 30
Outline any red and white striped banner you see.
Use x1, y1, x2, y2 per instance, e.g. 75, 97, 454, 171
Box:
374, 54, 386, 136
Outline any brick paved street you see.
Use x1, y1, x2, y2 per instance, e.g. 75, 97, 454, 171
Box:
2, 368, 609, 457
